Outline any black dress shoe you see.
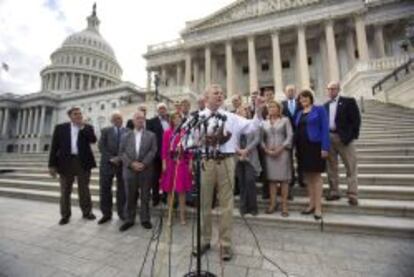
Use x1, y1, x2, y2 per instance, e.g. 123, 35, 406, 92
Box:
97, 216, 111, 225
222, 247, 233, 262
325, 195, 341, 201
152, 199, 160, 207
141, 221, 153, 229
314, 214, 323, 220
301, 208, 315, 215
83, 213, 96, 220
59, 217, 70, 225
192, 243, 211, 257
119, 222, 135, 232
348, 198, 359, 206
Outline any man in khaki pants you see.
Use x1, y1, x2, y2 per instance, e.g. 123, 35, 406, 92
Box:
324, 81, 361, 206
194, 84, 264, 261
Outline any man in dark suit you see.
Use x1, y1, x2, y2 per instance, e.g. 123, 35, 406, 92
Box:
282, 85, 305, 195
324, 81, 361, 206
48, 106, 97, 225
119, 111, 157, 231
97, 112, 128, 224
146, 102, 169, 206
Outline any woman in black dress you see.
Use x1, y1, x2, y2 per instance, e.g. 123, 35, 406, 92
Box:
295, 90, 330, 220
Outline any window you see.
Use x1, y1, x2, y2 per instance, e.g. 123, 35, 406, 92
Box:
308, 57, 313, 66
92, 59, 96, 67
242, 66, 249, 74
101, 104, 105, 110
261, 62, 269, 72
79, 56, 83, 65
282, 60, 290, 69
72, 56, 76, 64
112, 102, 117, 108
86, 57, 90, 65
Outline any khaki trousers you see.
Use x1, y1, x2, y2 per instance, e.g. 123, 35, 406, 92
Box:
201, 157, 235, 248
327, 133, 358, 199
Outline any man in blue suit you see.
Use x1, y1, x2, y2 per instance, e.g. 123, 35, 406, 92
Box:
324, 81, 361, 206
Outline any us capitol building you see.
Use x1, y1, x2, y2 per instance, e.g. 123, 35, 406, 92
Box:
0, 6, 148, 153
1, 0, 413, 154
144, 0, 413, 103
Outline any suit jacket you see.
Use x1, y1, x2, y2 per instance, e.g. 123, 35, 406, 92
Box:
98, 126, 128, 173
120, 129, 157, 179
324, 96, 361, 145
146, 116, 167, 160
282, 99, 302, 130
48, 122, 97, 174
237, 130, 262, 176
295, 105, 330, 152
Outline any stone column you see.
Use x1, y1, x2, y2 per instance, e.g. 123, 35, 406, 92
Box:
15, 110, 22, 137
319, 35, 329, 89
346, 31, 356, 69
0, 109, 3, 135
205, 46, 212, 87
54, 73, 59, 90
297, 25, 310, 89
248, 36, 259, 93
2, 108, 9, 136
374, 24, 386, 58
185, 53, 192, 87
87, 74, 92, 90
27, 108, 33, 137
21, 109, 27, 137
161, 66, 167, 87
33, 106, 40, 137
355, 12, 369, 62
147, 70, 152, 92
193, 61, 199, 91
271, 30, 283, 94
325, 19, 340, 82
80, 74, 84, 91
225, 40, 235, 97
50, 108, 57, 136
176, 64, 182, 86
38, 106, 46, 137
71, 73, 76, 90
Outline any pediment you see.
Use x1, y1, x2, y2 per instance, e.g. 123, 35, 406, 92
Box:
183, 0, 321, 33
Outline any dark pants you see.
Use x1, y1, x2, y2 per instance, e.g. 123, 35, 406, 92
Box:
152, 158, 162, 203
290, 148, 305, 187
59, 156, 92, 219
99, 164, 126, 219
236, 161, 258, 214
125, 171, 151, 224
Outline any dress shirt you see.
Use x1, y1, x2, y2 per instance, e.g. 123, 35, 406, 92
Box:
70, 123, 80, 155
159, 116, 169, 131
329, 96, 339, 131
288, 99, 296, 116
134, 129, 143, 157
198, 107, 262, 154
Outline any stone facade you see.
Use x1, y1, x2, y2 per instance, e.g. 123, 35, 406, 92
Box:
143, 0, 414, 102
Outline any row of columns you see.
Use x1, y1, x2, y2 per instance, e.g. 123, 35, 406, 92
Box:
0, 108, 10, 136
43, 72, 112, 91
15, 106, 47, 137
152, 12, 390, 97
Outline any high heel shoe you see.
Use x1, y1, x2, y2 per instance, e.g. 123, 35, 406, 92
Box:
301, 207, 315, 215
314, 213, 322, 220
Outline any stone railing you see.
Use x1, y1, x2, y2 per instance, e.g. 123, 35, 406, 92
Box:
341, 55, 413, 86
147, 38, 184, 53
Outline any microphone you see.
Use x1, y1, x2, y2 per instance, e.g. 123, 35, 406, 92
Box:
174, 117, 188, 134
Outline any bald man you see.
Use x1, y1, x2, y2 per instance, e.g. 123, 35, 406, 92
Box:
324, 81, 361, 206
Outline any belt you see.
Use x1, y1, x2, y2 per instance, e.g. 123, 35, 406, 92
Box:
203, 153, 234, 160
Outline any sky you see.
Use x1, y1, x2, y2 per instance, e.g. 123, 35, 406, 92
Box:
0, 0, 234, 94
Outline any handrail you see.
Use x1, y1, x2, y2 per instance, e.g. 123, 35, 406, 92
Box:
372, 57, 414, 95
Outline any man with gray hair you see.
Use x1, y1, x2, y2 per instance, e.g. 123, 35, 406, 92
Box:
97, 111, 128, 224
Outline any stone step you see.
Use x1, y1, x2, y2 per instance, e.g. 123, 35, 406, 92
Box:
0, 177, 413, 203
0, 188, 413, 238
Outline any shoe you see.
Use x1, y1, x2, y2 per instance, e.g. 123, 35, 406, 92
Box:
141, 221, 153, 229
83, 213, 96, 220
118, 215, 125, 221
265, 207, 276, 214
314, 213, 323, 220
59, 217, 70, 225
119, 222, 134, 232
221, 247, 233, 261
325, 195, 341, 201
301, 207, 315, 215
192, 243, 211, 257
348, 198, 359, 206
97, 216, 111, 225
281, 211, 289, 217
250, 211, 258, 216
152, 199, 160, 207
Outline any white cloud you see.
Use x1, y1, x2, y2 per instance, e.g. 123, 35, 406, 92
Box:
0, 0, 234, 94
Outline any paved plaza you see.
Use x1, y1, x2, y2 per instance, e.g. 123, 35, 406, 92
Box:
0, 197, 413, 277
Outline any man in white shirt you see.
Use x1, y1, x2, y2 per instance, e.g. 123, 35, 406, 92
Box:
119, 111, 157, 231
195, 84, 265, 261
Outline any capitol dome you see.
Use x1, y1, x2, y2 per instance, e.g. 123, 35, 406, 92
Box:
40, 4, 122, 93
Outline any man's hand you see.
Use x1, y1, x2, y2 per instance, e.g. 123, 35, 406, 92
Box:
131, 161, 145, 172
321, 150, 329, 159
109, 157, 121, 166
49, 167, 57, 178
271, 146, 284, 157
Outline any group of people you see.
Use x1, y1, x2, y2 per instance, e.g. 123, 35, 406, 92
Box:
48, 81, 361, 261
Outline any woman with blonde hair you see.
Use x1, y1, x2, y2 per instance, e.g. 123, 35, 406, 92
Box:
261, 100, 293, 217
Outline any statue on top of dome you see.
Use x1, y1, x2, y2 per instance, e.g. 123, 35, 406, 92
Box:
92, 3, 97, 17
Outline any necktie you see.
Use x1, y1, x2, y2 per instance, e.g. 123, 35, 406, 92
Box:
240, 134, 247, 149
289, 100, 295, 116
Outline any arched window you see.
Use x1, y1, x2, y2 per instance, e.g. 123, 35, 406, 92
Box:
86, 57, 90, 65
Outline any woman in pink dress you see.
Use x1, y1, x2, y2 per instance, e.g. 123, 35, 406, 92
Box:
160, 112, 193, 224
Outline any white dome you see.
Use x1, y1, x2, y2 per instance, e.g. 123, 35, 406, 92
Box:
40, 4, 122, 93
